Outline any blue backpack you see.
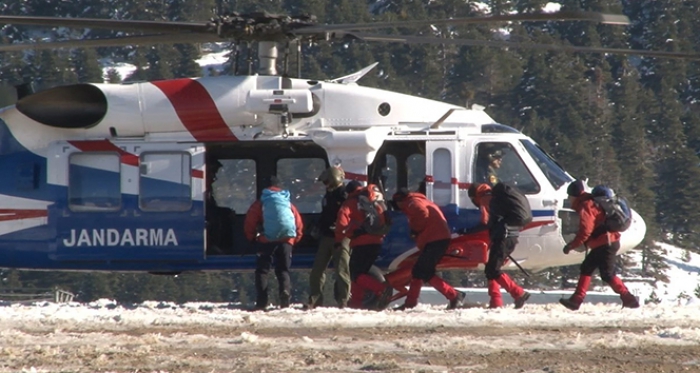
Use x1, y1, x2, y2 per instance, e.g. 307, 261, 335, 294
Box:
591, 185, 632, 233
261, 189, 297, 240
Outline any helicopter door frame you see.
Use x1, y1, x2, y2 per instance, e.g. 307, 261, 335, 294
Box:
425, 140, 460, 207
47, 140, 205, 262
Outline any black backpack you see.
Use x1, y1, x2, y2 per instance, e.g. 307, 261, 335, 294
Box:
591, 185, 632, 233
489, 183, 533, 227
355, 184, 391, 236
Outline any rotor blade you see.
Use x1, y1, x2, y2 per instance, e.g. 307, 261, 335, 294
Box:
296, 11, 629, 34
0, 33, 218, 52
0, 15, 211, 34
349, 33, 700, 60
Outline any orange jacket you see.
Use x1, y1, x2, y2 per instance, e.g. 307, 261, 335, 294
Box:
569, 193, 620, 250
472, 184, 493, 226
243, 187, 304, 245
398, 193, 451, 250
334, 191, 384, 248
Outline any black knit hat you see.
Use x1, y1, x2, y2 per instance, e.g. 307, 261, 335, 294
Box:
346, 180, 362, 194
567, 180, 585, 197
468, 183, 480, 198
392, 187, 411, 203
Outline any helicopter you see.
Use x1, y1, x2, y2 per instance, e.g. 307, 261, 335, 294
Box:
0, 8, 695, 301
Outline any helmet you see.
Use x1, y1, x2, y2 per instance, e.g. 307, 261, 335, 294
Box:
488, 150, 503, 162
317, 167, 345, 187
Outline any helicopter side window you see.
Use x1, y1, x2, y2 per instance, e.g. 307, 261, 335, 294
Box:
276, 158, 326, 213
473, 142, 539, 194
432, 148, 452, 205
139, 152, 192, 212
520, 140, 573, 190
68, 152, 121, 212
211, 159, 257, 213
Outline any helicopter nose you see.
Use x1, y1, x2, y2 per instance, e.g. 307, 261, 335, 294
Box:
618, 209, 646, 254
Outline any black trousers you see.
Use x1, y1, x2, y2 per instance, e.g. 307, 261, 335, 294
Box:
255, 241, 292, 307
412, 239, 450, 281
580, 241, 620, 283
349, 244, 382, 281
485, 228, 518, 280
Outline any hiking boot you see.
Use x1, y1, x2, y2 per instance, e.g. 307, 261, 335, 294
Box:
559, 297, 580, 311
514, 291, 531, 309
447, 291, 466, 310
621, 294, 640, 309
374, 284, 394, 311
279, 291, 291, 309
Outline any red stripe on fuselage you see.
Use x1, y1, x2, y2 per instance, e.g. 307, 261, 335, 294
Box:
151, 79, 238, 142
0, 209, 47, 221
345, 172, 368, 182
69, 140, 139, 167
68, 140, 203, 179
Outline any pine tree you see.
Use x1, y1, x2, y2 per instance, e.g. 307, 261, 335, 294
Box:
73, 48, 104, 83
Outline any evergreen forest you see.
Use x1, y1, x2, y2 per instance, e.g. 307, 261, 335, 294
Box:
1, 0, 699, 305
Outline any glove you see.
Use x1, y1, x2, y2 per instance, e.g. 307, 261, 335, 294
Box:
562, 244, 572, 255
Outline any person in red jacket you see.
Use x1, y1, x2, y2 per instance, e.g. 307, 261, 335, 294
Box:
336, 181, 393, 310
391, 188, 466, 310
459, 183, 492, 235
244, 175, 304, 311
559, 180, 639, 310
464, 183, 530, 309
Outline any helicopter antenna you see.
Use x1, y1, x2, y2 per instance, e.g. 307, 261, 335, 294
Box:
246, 42, 253, 75
232, 41, 240, 76
297, 41, 302, 78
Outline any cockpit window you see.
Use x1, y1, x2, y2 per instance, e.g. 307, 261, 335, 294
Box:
473, 142, 539, 194
520, 140, 573, 189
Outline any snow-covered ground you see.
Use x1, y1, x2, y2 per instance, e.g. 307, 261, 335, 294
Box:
0, 243, 699, 373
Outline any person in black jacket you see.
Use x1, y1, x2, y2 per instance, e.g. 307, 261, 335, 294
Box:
305, 167, 351, 309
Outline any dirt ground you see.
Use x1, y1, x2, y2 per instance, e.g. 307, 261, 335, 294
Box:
2, 324, 699, 373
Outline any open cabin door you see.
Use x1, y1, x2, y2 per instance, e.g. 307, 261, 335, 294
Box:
205, 141, 328, 260
48, 141, 205, 263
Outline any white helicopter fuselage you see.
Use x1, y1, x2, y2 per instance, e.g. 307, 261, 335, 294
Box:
0, 73, 645, 273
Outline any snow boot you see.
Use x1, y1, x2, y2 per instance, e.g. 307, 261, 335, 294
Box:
402, 279, 423, 309
608, 276, 640, 309
610, 277, 640, 308
447, 291, 466, 310
428, 276, 458, 302
559, 274, 591, 311
373, 282, 394, 311
487, 279, 503, 308
513, 291, 531, 310
558, 298, 580, 311
279, 290, 291, 309
495, 273, 525, 299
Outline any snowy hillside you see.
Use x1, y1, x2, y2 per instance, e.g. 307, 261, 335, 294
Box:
626, 243, 700, 305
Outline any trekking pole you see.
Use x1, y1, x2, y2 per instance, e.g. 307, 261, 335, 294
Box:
507, 255, 530, 278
